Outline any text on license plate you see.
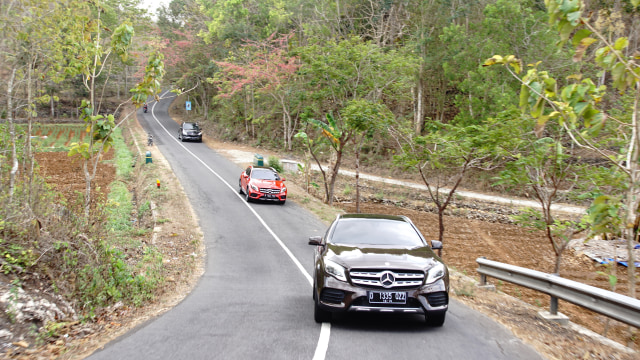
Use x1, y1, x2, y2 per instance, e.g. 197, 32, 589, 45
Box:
368, 291, 407, 304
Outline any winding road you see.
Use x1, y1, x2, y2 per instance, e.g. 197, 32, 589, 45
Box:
87, 94, 544, 359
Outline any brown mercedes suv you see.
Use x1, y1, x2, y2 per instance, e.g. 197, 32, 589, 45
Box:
309, 213, 449, 326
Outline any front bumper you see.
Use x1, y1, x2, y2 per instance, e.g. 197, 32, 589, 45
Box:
247, 191, 286, 202
182, 135, 202, 141
316, 276, 448, 314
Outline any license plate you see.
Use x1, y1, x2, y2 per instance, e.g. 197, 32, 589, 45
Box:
368, 291, 407, 304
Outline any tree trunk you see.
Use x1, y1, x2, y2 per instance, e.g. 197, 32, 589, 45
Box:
437, 208, 445, 243
8, 68, 17, 201
26, 60, 35, 206
83, 160, 92, 219
414, 73, 424, 135
327, 140, 347, 207
625, 81, 640, 299
355, 136, 362, 213
624, 167, 639, 299
50, 89, 55, 117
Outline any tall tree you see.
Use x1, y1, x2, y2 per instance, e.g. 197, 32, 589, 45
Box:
64, 1, 165, 219
495, 119, 586, 274
214, 33, 302, 150
392, 120, 504, 244
440, 0, 572, 126
296, 36, 418, 204
198, 0, 292, 44
341, 99, 393, 213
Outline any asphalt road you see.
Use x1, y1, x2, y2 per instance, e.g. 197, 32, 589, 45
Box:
87, 94, 545, 360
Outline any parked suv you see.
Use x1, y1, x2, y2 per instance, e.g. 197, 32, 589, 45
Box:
309, 213, 449, 326
178, 122, 202, 142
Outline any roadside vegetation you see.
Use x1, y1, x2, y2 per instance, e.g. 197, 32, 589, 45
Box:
0, 0, 639, 356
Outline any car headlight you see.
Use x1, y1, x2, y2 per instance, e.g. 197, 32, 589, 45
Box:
425, 262, 446, 284
250, 184, 259, 191
281, 187, 287, 194
324, 259, 347, 282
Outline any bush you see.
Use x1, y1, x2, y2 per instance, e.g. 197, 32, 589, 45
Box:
268, 156, 283, 173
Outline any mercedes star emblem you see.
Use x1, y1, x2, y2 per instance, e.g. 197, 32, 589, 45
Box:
380, 271, 395, 288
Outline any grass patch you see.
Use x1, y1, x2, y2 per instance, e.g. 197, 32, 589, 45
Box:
112, 128, 134, 180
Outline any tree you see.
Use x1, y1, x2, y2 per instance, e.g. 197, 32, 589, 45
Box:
392, 120, 504, 244
198, 0, 292, 44
440, 0, 573, 127
65, 2, 166, 219
0, 0, 82, 203
214, 32, 302, 150
303, 112, 352, 205
484, 0, 640, 297
495, 121, 587, 273
295, 36, 418, 204
341, 99, 393, 213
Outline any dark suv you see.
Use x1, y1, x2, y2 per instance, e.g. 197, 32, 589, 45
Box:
178, 122, 202, 142
309, 213, 449, 326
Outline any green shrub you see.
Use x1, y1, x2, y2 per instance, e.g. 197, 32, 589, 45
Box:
268, 156, 283, 173
77, 241, 163, 310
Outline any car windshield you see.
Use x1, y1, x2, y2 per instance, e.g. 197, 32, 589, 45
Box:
252, 169, 279, 180
183, 123, 199, 130
331, 219, 424, 247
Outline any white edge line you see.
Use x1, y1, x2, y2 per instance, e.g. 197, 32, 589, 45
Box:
149, 96, 330, 360
312, 323, 331, 360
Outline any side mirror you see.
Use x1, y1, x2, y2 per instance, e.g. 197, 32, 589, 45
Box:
281, 176, 286, 181
430, 240, 442, 250
308, 236, 323, 246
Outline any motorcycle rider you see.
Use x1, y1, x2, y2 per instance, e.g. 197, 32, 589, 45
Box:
143, 103, 148, 113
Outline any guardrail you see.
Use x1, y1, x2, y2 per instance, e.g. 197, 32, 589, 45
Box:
476, 257, 640, 328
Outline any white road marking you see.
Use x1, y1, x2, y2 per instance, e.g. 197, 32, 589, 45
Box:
149, 96, 331, 360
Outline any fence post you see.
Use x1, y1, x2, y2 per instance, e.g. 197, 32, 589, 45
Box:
549, 273, 559, 315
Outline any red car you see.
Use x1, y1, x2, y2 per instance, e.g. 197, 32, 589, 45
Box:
239, 166, 287, 204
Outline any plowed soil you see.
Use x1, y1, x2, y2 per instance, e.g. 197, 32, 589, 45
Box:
34, 151, 115, 212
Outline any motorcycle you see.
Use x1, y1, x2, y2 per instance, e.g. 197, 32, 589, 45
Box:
143, 104, 148, 113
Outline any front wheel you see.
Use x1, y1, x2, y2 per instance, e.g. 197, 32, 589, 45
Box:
314, 300, 332, 323
425, 310, 446, 327
245, 187, 251, 202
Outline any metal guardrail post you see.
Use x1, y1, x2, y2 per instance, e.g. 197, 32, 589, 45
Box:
549, 273, 558, 315
549, 296, 558, 315
479, 257, 487, 286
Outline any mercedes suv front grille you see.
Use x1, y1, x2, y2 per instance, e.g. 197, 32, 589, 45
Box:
260, 188, 280, 194
349, 269, 425, 289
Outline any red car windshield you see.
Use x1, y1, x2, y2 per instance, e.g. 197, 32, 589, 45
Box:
252, 169, 280, 181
